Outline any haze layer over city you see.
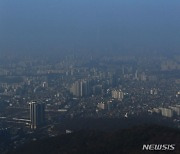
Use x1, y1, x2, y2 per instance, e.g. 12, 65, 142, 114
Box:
1, 0, 180, 55
0, 0, 180, 154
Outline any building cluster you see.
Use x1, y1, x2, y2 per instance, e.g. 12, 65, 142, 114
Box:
70, 80, 90, 97
112, 89, 124, 101
151, 105, 180, 118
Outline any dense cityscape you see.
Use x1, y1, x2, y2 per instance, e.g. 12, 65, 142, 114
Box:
1, 0, 180, 153
0, 52, 180, 153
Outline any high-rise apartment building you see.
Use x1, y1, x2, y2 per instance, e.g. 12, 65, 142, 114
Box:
30, 101, 45, 129
70, 80, 90, 97
112, 89, 124, 101
159, 108, 173, 118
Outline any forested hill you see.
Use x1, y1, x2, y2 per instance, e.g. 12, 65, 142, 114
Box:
10, 125, 180, 154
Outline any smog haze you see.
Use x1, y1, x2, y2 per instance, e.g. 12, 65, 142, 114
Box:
0, 0, 180, 56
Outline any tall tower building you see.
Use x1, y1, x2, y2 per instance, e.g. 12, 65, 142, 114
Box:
135, 70, 138, 80
30, 101, 45, 129
80, 80, 90, 97
70, 81, 81, 97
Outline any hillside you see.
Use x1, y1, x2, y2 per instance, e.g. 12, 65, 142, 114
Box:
10, 125, 180, 154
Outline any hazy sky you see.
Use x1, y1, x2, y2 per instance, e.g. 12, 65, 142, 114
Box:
0, 0, 180, 55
